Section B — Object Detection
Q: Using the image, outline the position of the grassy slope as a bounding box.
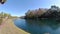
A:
[0,19,29,34]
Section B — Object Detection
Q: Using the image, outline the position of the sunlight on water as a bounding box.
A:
[14,19,60,34]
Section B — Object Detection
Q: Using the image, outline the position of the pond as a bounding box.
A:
[14,19,60,34]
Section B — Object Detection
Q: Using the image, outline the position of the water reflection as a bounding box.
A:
[14,19,60,34]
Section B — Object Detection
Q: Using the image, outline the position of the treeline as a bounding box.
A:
[0,12,12,24]
[0,12,19,24]
[25,5,60,19]
[0,12,12,18]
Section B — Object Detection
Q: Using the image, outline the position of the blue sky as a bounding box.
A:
[0,0,60,16]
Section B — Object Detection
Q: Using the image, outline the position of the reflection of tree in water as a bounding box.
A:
[25,19,60,30]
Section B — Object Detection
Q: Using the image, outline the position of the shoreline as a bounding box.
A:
[0,19,29,34]
[11,19,30,34]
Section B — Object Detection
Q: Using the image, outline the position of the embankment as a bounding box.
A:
[0,18,29,34]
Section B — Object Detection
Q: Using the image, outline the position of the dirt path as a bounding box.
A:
[0,19,29,34]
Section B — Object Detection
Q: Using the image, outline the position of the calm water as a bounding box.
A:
[14,19,60,34]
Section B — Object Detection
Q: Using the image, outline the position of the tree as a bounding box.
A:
[40,5,60,18]
[0,0,6,24]
[25,5,60,19]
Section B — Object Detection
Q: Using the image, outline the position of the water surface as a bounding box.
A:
[14,19,60,34]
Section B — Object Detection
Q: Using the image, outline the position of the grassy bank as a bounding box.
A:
[0,19,29,34]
